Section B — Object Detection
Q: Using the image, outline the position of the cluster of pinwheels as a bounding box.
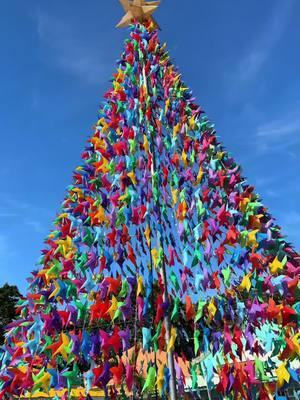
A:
[0,20,299,400]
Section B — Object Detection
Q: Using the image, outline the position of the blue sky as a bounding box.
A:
[0,0,299,292]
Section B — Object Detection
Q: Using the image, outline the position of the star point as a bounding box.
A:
[116,0,161,28]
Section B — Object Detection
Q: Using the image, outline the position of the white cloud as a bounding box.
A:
[25,219,45,234]
[0,194,49,235]
[36,10,109,85]
[0,235,7,256]
[0,234,15,265]
[0,211,18,218]
[254,176,277,187]
[282,211,300,224]
[255,113,300,153]
[0,235,7,279]
[224,0,296,101]
[278,211,300,246]
[230,0,295,85]
[257,118,300,139]
[0,234,18,284]
[265,189,279,198]
[0,195,31,211]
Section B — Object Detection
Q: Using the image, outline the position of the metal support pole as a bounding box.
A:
[150,126,178,400]
[160,259,178,400]
[142,61,178,400]
[206,385,213,400]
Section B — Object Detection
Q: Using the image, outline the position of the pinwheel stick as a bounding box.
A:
[160,258,178,400]
[146,67,178,399]
[150,176,178,400]
[206,386,213,400]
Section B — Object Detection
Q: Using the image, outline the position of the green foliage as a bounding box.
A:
[0,283,21,345]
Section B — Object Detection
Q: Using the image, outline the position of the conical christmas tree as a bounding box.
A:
[1,2,299,399]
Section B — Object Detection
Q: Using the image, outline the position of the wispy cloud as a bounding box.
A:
[257,118,300,139]
[223,0,296,104]
[36,9,109,85]
[235,0,295,83]
[255,113,300,153]
[24,219,45,234]
[254,176,278,187]
[0,194,50,235]
[265,189,280,198]
[278,211,300,248]
[0,235,7,256]
[0,211,18,218]
[0,234,19,284]
[0,234,15,266]
[0,235,9,279]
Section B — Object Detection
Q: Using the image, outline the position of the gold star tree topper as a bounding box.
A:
[117,0,161,28]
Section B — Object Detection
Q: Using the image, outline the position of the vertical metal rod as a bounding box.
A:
[142,61,177,399]
[148,206,159,400]
[148,160,178,399]
[201,361,212,400]
[151,169,178,400]
[206,385,213,400]
[154,352,159,400]
[132,290,138,399]
[149,120,178,400]
[160,259,178,400]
